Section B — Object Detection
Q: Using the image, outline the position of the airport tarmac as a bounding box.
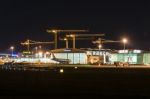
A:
[0,64,150,98]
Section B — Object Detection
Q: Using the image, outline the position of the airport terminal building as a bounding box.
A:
[50,48,150,65]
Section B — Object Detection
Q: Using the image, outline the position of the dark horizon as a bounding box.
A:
[0,0,150,52]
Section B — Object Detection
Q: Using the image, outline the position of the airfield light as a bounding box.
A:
[60,69,64,73]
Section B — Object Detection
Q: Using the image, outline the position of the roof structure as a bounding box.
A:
[50,48,86,53]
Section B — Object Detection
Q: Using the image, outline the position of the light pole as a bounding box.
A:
[10,46,14,56]
[122,38,127,51]
[122,38,127,62]
[98,44,102,66]
[53,30,58,49]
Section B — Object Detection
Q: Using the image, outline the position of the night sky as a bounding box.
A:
[0,0,150,51]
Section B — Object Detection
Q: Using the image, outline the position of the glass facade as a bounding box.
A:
[54,52,87,64]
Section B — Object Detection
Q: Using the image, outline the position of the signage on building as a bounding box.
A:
[133,50,141,53]
[118,50,128,53]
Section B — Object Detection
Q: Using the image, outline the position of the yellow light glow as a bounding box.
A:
[25,43,28,45]
[98,44,102,49]
[70,34,75,37]
[52,30,57,33]
[122,38,127,44]
[45,51,50,54]
[64,38,67,40]
[60,69,64,73]
[10,46,14,50]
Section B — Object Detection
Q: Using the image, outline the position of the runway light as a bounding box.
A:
[60,69,64,73]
